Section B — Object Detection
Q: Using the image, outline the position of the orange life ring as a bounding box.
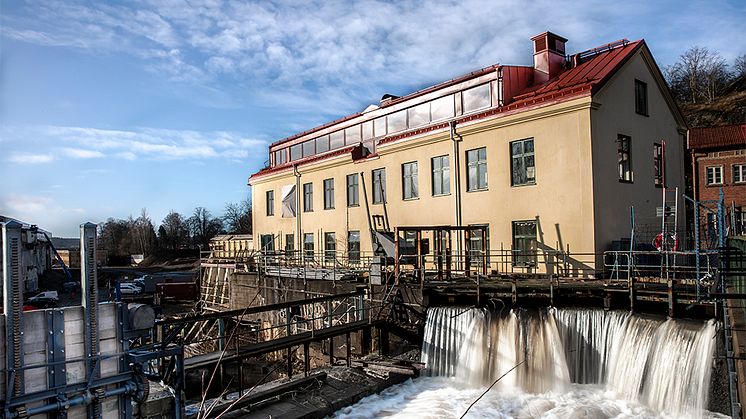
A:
[653,233,678,251]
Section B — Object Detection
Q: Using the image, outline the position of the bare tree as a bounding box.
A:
[158,210,190,250]
[734,54,746,80]
[223,198,252,234]
[188,207,224,248]
[665,46,730,104]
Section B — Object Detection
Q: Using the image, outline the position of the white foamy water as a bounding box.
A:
[333,307,728,419]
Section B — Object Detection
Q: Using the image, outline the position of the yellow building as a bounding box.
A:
[248,32,686,276]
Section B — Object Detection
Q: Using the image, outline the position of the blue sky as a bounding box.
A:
[1,0,744,237]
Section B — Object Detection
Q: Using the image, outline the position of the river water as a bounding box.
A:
[333,307,730,419]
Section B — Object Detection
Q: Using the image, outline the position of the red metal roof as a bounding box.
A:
[248,144,358,183]
[251,39,645,181]
[689,123,746,150]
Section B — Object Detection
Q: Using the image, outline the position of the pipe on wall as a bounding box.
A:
[450,121,463,267]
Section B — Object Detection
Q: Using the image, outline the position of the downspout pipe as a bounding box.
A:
[450,121,463,268]
[294,165,302,256]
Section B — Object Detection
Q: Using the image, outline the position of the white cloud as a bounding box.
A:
[2,0,743,114]
[62,148,105,159]
[1,194,54,214]
[7,153,54,164]
[2,125,267,163]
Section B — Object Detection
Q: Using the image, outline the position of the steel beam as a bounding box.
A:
[80,222,101,419]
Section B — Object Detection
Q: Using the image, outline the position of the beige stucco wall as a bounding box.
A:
[251,97,598,273]
[590,49,687,252]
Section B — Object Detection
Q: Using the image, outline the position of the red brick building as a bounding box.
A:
[689,123,746,242]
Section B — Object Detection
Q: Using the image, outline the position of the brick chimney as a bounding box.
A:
[531,31,567,84]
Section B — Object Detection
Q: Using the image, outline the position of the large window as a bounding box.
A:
[511,139,535,186]
[462,83,491,113]
[323,178,335,209]
[274,150,286,165]
[372,168,386,204]
[347,174,359,207]
[266,190,274,216]
[388,110,407,133]
[348,231,360,263]
[512,221,537,267]
[467,147,488,191]
[468,225,489,267]
[324,232,336,263]
[260,234,275,252]
[707,166,723,185]
[290,144,302,161]
[285,234,294,254]
[431,95,455,121]
[330,131,345,149]
[432,155,450,196]
[635,79,648,116]
[316,135,330,153]
[408,103,430,128]
[345,126,361,145]
[303,183,313,212]
[302,140,315,157]
[402,162,419,200]
[618,135,632,182]
[304,233,314,260]
[654,143,663,186]
[734,164,746,183]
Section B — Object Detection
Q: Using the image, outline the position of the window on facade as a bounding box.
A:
[618,135,633,182]
[266,190,274,216]
[260,234,275,252]
[285,234,294,254]
[431,95,455,121]
[736,208,746,236]
[302,140,315,158]
[347,174,359,207]
[323,178,335,209]
[408,103,430,128]
[324,232,336,263]
[274,149,286,165]
[388,110,407,133]
[432,155,450,196]
[707,166,723,185]
[304,233,314,260]
[734,164,746,183]
[374,117,386,138]
[372,168,386,204]
[330,131,345,149]
[635,79,648,116]
[462,84,491,113]
[468,225,489,267]
[290,144,302,161]
[303,183,313,212]
[362,121,374,141]
[316,135,330,153]
[348,231,361,263]
[467,147,488,191]
[345,126,361,145]
[402,162,419,200]
[511,139,535,186]
[512,221,537,267]
[654,143,663,186]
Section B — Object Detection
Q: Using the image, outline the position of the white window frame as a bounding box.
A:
[733,164,746,184]
[707,166,723,185]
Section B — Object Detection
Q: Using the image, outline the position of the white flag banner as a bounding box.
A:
[281,184,296,218]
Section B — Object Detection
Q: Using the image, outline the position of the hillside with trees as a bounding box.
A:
[665,47,746,127]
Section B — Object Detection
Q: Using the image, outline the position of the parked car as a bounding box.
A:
[27,291,59,307]
[119,283,142,295]
[63,281,80,292]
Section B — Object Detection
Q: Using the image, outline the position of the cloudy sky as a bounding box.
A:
[1,0,744,236]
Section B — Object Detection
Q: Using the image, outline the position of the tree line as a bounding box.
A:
[665,46,745,104]
[98,199,251,257]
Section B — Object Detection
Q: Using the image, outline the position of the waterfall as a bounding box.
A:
[420,307,718,417]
